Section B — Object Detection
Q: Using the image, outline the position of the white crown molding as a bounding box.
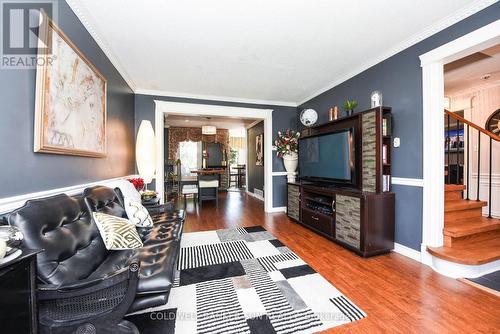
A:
[0,174,137,214]
[66,0,137,91]
[137,88,297,108]
[391,177,424,187]
[298,0,499,105]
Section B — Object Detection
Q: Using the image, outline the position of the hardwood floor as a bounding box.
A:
[178,192,500,333]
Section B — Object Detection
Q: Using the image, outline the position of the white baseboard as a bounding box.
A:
[431,257,500,279]
[392,243,422,262]
[0,175,137,214]
[246,190,264,202]
[267,206,287,213]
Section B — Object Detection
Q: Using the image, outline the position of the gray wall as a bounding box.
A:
[298,2,500,250]
[247,121,264,194]
[134,94,297,207]
[0,0,135,198]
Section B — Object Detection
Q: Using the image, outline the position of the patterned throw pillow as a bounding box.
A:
[92,212,143,250]
[124,197,154,227]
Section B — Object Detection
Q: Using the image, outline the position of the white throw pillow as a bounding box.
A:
[124,197,154,227]
[92,212,143,250]
[115,180,142,203]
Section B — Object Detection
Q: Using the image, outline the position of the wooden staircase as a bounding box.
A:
[427,185,500,265]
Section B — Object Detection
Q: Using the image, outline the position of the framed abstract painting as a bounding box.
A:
[34,13,107,157]
[256,133,263,165]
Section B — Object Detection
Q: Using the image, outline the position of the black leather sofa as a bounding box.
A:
[5,186,184,334]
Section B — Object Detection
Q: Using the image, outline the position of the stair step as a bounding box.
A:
[444,228,500,248]
[445,217,500,238]
[445,184,466,192]
[445,200,487,212]
[427,236,500,265]
[445,184,465,201]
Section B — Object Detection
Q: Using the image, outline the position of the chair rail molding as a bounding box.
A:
[155,101,274,212]
[419,19,500,268]
[0,175,137,214]
[391,177,424,187]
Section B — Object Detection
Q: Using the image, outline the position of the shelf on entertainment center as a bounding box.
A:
[303,196,332,206]
[302,206,334,220]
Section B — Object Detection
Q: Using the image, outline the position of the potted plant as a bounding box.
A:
[275,129,300,181]
[140,190,158,202]
[229,148,238,166]
[343,99,358,116]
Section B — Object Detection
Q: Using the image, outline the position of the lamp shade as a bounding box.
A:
[202,125,217,135]
[136,120,156,184]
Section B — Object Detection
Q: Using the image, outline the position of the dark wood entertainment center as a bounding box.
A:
[288,106,395,257]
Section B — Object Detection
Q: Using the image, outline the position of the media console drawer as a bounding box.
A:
[301,208,332,236]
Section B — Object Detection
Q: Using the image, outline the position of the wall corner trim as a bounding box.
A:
[393,243,422,263]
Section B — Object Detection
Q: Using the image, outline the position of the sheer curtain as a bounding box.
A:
[229,136,246,166]
[178,141,202,177]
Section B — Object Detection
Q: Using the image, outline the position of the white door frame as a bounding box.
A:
[419,19,500,265]
[154,101,274,212]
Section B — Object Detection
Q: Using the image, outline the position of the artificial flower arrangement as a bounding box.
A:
[128,178,145,191]
[274,129,300,158]
[127,178,157,201]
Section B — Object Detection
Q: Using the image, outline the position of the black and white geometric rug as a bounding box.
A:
[127,226,365,333]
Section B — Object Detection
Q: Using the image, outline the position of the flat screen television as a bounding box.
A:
[298,128,356,186]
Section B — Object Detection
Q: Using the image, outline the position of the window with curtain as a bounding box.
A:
[179,141,202,177]
[229,136,246,166]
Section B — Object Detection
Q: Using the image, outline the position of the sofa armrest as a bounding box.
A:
[37,260,140,332]
[38,261,139,300]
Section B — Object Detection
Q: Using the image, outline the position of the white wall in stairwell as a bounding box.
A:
[447,81,500,218]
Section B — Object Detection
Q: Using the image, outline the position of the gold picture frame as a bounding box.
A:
[34,12,107,157]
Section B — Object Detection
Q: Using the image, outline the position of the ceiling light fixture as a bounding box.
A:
[202,125,217,135]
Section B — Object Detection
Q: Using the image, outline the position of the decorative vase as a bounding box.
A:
[283,152,298,182]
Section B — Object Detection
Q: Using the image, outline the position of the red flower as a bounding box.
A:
[128,178,145,191]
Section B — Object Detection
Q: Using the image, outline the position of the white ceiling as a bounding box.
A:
[445,44,500,95]
[164,114,257,129]
[67,0,496,106]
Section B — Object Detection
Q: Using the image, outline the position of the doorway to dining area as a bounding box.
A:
[162,111,265,209]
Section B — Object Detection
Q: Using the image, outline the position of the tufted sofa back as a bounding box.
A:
[7,194,108,286]
[83,186,128,218]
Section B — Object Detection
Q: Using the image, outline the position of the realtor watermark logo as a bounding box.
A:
[1,0,57,69]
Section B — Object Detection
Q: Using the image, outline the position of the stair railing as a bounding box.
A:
[444,109,500,218]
